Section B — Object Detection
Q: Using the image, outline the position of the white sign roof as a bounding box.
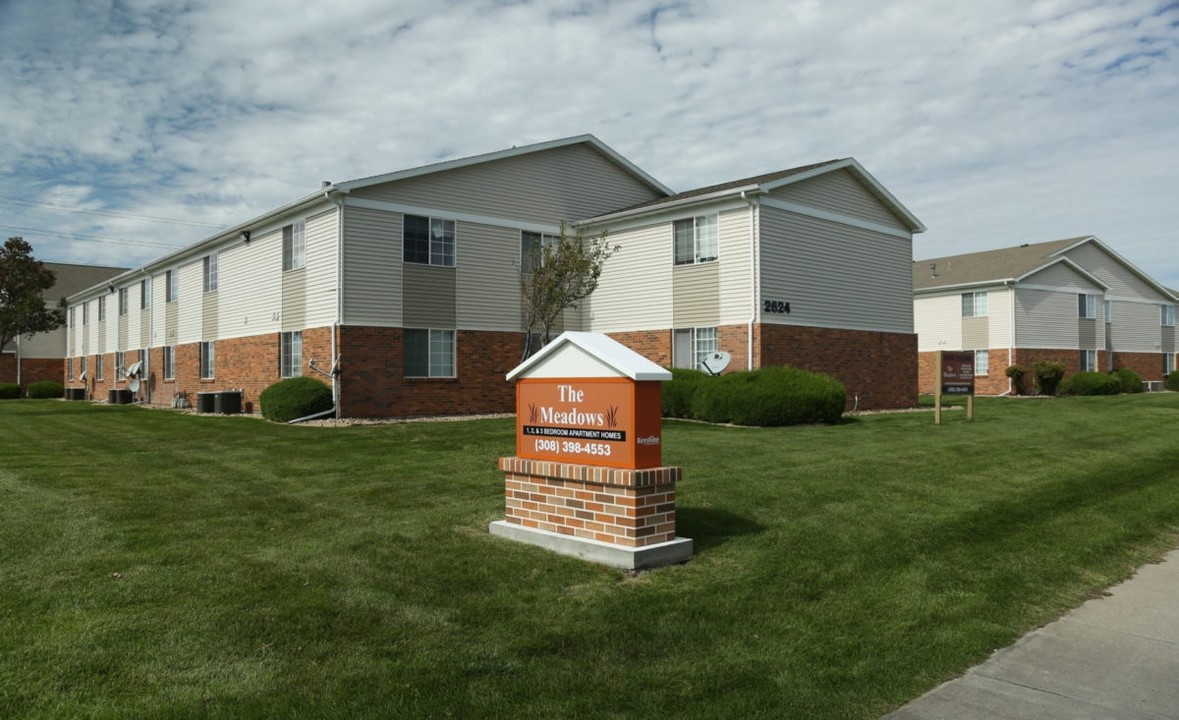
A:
[506,331,673,382]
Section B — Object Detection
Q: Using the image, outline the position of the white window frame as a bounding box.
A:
[404,215,456,267]
[974,349,990,376]
[115,350,126,379]
[98,296,106,321]
[1081,349,1097,372]
[961,291,988,317]
[404,328,456,378]
[283,221,306,271]
[166,269,178,303]
[520,231,559,273]
[141,278,151,309]
[673,327,719,370]
[203,253,219,293]
[69,307,75,328]
[1162,304,1176,327]
[163,346,175,380]
[1078,293,1098,319]
[673,214,719,266]
[1165,354,1175,376]
[199,341,215,380]
[1103,299,1112,323]
[280,331,303,378]
[95,354,104,381]
[118,287,128,316]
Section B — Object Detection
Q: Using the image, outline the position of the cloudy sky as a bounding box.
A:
[2,0,1177,289]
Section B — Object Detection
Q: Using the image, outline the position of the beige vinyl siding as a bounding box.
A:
[584,222,673,332]
[456,223,521,331]
[962,317,989,349]
[176,261,203,345]
[201,292,219,340]
[1015,288,1089,348]
[342,206,403,327]
[760,206,912,333]
[673,263,720,327]
[80,299,92,356]
[281,270,307,332]
[403,265,456,327]
[350,144,664,224]
[117,312,129,351]
[770,169,909,232]
[303,209,338,328]
[718,206,753,325]
[138,282,151,348]
[1109,300,1163,353]
[915,296,962,352]
[1060,244,1161,301]
[217,228,282,341]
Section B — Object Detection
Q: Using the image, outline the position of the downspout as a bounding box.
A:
[741,190,758,371]
[15,336,21,388]
[1007,279,1016,395]
[138,268,153,404]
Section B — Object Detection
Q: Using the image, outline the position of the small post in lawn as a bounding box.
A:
[937,350,976,425]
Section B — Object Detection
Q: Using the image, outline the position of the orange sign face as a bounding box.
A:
[515,377,664,469]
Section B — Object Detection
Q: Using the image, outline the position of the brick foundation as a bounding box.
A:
[0,354,62,388]
[498,457,680,548]
[1112,352,1169,383]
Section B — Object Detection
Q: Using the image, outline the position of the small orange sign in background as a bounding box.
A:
[515,377,663,469]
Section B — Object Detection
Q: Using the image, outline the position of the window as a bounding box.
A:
[961,291,988,317]
[68,358,74,380]
[141,278,151,309]
[80,356,87,378]
[203,253,218,292]
[404,329,455,377]
[1104,300,1112,323]
[163,347,175,380]
[95,354,104,381]
[115,351,126,379]
[1163,304,1176,327]
[82,303,89,325]
[974,349,990,376]
[118,287,128,315]
[69,307,75,328]
[674,214,718,265]
[1166,354,1175,376]
[1081,349,1097,372]
[673,327,719,370]
[199,341,215,379]
[98,296,106,321]
[166,270,178,303]
[283,221,305,271]
[520,231,559,273]
[280,331,303,378]
[403,215,455,266]
[1078,293,1098,319]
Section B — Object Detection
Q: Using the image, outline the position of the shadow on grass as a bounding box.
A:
[676,506,765,553]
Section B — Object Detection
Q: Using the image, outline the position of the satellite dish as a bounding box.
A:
[78,371,87,382]
[126,361,142,377]
[129,377,141,393]
[699,350,732,376]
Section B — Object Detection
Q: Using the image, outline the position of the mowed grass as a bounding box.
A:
[2,394,1178,719]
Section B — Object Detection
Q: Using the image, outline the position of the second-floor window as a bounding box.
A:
[118,287,128,316]
[141,278,151,309]
[1078,293,1098,319]
[674,215,718,265]
[403,215,455,266]
[203,253,218,292]
[166,270,178,303]
[961,291,988,317]
[98,296,106,321]
[283,221,305,271]
[1162,304,1176,327]
[520,231,559,273]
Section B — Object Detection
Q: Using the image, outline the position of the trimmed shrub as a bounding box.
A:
[1005,365,1029,395]
[1112,367,1144,394]
[0,383,19,399]
[687,365,845,426]
[1032,359,1066,396]
[259,377,333,422]
[27,380,64,399]
[1168,372,1179,392]
[661,367,709,418]
[1061,371,1120,396]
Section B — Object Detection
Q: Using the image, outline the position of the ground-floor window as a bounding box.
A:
[200,342,215,379]
[115,350,126,379]
[95,354,104,381]
[405,328,455,378]
[1165,353,1175,376]
[974,349,989,376]
[280,331,303,378]
[68,358,74,381]
[1081,349,1096,372]
[673,327,718,371]
[80,356,87,380]
[163,346,175,380]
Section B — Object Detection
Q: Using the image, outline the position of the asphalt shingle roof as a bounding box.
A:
[42,262,129,302]
[913,237,1089,291]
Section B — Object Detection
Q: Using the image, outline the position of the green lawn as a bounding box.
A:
[2,395,1178,719]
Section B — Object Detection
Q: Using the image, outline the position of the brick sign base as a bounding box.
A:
[490,457,693,569]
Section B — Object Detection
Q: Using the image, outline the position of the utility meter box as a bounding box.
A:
[507,331,672,470]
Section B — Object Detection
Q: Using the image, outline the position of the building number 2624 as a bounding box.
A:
[763,300,791,314]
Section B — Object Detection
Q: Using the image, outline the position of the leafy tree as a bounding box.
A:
[0,237,65,355]
[519,224,617,361]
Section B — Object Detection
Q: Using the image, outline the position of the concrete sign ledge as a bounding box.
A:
[489,520,694,570]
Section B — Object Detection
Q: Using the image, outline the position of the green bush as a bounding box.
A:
[661,367,709,418]
[259,377,333,422]
[1167,372,1179,392]
[1112,367,1143,394]
[1061,371,1121,396]
[685,365,845,426]
[1033,360,1066,396]
[26,381,64,399]
[1005,365,1029,395]
[0,383,19,399]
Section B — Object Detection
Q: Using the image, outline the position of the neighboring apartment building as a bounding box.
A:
[1,262,127,388]
[914,237,1178,394]
[64,135,925,417]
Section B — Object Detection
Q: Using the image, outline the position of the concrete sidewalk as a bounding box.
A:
[884,548,1179,720]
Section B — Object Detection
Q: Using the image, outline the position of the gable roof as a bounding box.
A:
[584,157,926,233]
[916,236,1176,300]
[42,262,128,302]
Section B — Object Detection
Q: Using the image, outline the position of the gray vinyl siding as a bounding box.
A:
[342,206,403,327]
[673,262,720,327]
[1022,262,1101,291]
[457,223,521,331]
[16,326,63,359]
[770,169,909,232]
[1109,300,1162,353]
[350,144,664,224]
[718,206,753,325]
[1015,288,1086,348]
[1163,326,1175,354]
[403,265,456,328]
[759,206,912,333]
[303,209,338,328]
[1060,244,1161,301]
[584,222,673,332]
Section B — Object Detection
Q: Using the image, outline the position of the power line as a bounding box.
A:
[0,224,188,251]
[0,196,227,229]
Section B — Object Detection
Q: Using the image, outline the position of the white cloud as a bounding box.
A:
[0,0,1175,287]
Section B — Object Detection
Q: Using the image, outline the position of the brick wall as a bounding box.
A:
[1112,352,1167,383]
[918,349,1012,395]
[607,330,672,368]
[1,354,61,388]
[760,324,918,410]
[499,457,680,548]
